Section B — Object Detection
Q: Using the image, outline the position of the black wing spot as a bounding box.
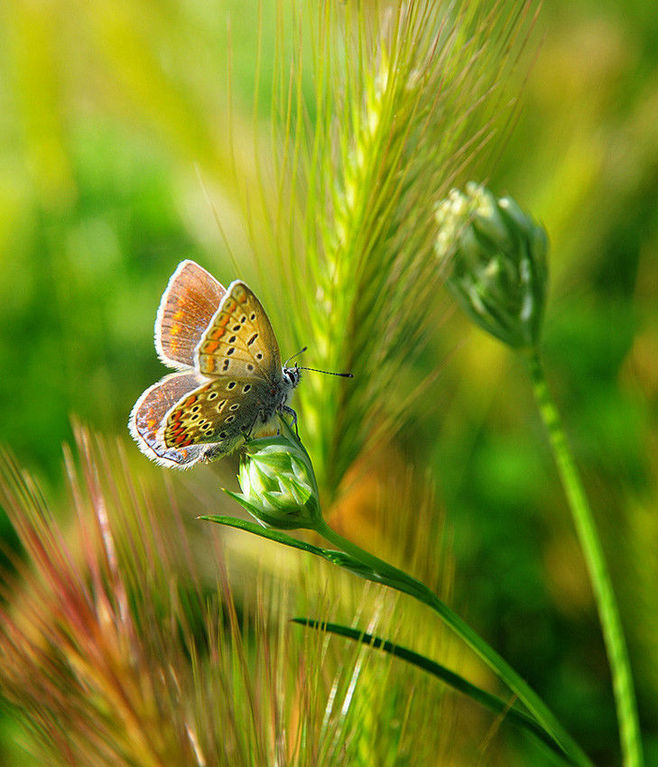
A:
[208,392,218,401]
[227,381,236,390]
[191,414,200,421]
[246,364,254,372]
[226,347,235,356]
[242,384,252,393]
[250,312,256,320]
[225,415,236,423]
[219,431,227,439]
[247,333,258,345]
[222,359,230,371]
[228,335,237,343]
[240,315,247,323]
[256,352,263,360]
[192,405,200,412]
[229,403,240,411]
[232,324,241,332]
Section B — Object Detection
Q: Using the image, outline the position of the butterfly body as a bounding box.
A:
[129,261,300,468]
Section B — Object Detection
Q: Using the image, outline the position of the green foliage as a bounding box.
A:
[0,0,656,763]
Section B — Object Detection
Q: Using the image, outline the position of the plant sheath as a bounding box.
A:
[293,618,578,764]
[313,518,592,767]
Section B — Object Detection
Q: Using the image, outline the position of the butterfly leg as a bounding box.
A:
[201,444,226,462]
[281,405,299,437]
[242,412,263,443]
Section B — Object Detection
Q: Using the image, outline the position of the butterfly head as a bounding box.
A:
[282,364,302,391]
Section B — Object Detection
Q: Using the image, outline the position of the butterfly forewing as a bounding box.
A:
[161,376,273,454]
[129,371,211,467]
[155,260,226,369]
[195,281,281,381]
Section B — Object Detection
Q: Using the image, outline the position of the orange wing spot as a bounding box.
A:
[203,341,219,354]
[225,300,235,312]
[184,394,198,407]
[219,313,231,326]
[237,290,248,304]
[175,433,188,445]
[211,327,225,340]
[172,309,185,320]
[147,419,156,429]
[170,324,181,335]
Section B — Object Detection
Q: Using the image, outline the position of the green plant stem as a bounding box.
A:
[314,517,592,767]
[526,348,643,767]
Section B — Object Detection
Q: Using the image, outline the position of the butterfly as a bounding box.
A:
[129,260,301,468]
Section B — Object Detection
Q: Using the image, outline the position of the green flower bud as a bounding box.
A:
[435,183,548,348]
[232,426,321,531]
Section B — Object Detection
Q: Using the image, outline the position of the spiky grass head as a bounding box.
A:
[241,1,540,501]
[0,428,452,766]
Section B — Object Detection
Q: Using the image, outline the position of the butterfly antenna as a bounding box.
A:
[297,366,353,378]
[285,346,353,377]
[284,346,308,366]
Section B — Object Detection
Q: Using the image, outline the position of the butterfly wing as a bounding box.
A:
[195,281,282,381]
[155,260,226,369]
[160,375,274,456]
[129,371,211,468]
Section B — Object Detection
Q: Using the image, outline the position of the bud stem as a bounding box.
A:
[525,348,643,767]
[314,517,592,766]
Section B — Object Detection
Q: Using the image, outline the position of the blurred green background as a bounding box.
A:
[0,0,656,764]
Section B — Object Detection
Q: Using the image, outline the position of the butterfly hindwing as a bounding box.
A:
[195,281,281,380]
[155,260,226,369]
[129,371,211,468]
[160,376,274,455]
